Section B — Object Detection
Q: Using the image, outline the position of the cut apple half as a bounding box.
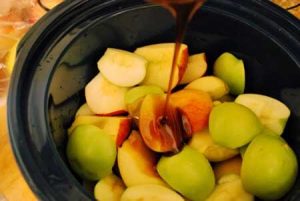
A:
[98,48,148,87]
[85,74,129,115]
[180,53,207,84]
[235,94,290,135]
[135,43,188,91]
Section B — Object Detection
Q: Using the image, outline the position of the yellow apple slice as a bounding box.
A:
[85,74,129,115]
[98,48,147,87]
[180,53,207,84]
[185,76,230,100]
[206,174,254,201]
[75,103,95,117]
[188,129,239,162]
[94,174,126,201]
[120,184,184,201]
[135,43,188,91]
[118,131,166,187]
[235,94,290,135]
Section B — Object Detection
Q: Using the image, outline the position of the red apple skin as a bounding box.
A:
[116,118,133,147]
[178,47,189,82]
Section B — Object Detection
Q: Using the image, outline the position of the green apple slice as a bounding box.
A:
[124,85,164,105]
[209,102,263,149]
[241,134,298,200]
[213,52,245,95]
[98,48,147,87]
[157,146,215,201]
[235,94,290,135]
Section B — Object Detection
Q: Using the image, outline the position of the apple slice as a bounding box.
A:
[118,131,167,187]
[125,85,164,105]
[75,103,95,117]
[170,89,213,135]
[188,129,239,162]
[135,43,188,91]
[214,52,245,95]
[185,76,230,100]
[206,174,254,201]
[214,156,242,181]
[157,146,215,201]
[139,94,184,153]
[85,74,129,115]
[68,115,132,147]
[235,94,291,135]
[120,184,184,201]
[209,102,263,149]
[97,48,147,87]
[94,174,126,201]
[180,53,207,84]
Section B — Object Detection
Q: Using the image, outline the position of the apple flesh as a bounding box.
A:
[75,103,94,117]
[85,74,128,115]
[188,129,239,162]
[157,146,215,201]
[94,174,126,201]
[209,102,263,148]
[235,93,291,135]
[206,174,254,201]
[66,125,117,181]
[214,52,245,95]
[68,115,132,147]
[180,53,207,84]
[118,131,166,187]
[214,156,242,181]
[120,184,184,201]
[98,48,147,87]
[171,89,213,135]
[185,76,230,100]
[241,134,298,200]
[139,94,184,153]
[135,43,188,91]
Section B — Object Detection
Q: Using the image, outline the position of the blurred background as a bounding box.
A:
[0,0,298,200]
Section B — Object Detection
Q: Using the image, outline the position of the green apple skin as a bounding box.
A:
[157,146,215,201]
[67,125,117,181]
[241,134,298,200]
[209,102,263,149]
[124,85,164,105]
[213,52,245,95]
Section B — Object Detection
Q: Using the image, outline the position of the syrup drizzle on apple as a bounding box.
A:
[148,0,206,153]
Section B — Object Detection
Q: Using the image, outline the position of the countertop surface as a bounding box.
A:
[0,1,299,201]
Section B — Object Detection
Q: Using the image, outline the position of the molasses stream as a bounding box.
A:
[147,0,206,153]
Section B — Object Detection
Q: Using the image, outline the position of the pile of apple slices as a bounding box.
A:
[66,43,298,201]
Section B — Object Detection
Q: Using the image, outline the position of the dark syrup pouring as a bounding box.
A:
[148,0,206,153]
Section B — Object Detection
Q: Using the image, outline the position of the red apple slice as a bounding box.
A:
[85,74,128,115]
[139,94,184,153]
[134,43,188,91]
[98,48,148,87]
[170,89,213,135]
